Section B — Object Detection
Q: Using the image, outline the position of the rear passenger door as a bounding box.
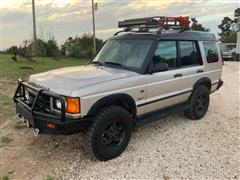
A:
[176,40,204,102]
[145,41,184,113]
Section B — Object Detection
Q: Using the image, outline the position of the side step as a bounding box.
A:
[134,102,189,127]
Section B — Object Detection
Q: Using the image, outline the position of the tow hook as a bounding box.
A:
[34,128,40,137]
[16,113,23,120]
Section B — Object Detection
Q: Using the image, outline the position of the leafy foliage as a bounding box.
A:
[6,38,60,58]
[6,46,19,55]
[218,16,237,43]
[61,33,103,59]
[190,18,210,32]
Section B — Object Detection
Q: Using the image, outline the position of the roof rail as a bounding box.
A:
[117,16,190,34]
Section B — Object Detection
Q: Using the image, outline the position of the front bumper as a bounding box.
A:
[14,81,92,134]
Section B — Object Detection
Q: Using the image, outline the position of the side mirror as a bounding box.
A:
[151,63,169,73]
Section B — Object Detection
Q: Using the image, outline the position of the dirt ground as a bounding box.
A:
[0,62,239,180]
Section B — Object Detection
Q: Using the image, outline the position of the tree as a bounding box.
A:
[6,46,19,55]
[218,16,237,43]
[190,18,210,32]
[46,39,60,57]
[61,33,103,58]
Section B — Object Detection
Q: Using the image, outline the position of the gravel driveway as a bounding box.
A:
[1,62,239,179]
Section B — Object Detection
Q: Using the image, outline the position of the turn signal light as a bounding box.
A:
[66,97,80,114]
[47,123,55,129]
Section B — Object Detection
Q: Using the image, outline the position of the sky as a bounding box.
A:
[0,0,239,49]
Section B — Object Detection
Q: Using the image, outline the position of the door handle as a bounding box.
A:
[197,69,204,73]
[174,73,183,78]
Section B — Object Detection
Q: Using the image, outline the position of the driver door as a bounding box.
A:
[145,40,185,113]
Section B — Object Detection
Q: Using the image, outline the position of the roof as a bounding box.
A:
[110,30,217,42]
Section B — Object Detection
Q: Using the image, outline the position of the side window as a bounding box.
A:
[153,41,177,69]
[203,41,219,63]
[179,41,203,66]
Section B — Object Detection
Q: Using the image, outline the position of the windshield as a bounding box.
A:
[92,39,153,70]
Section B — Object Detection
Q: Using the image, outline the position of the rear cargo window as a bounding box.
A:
[203,42,219,63]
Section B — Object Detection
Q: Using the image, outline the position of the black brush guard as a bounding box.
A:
[13,80,92,134]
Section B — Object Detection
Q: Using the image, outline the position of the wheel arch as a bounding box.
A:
[193,77,211,92]
[87,93,137,117]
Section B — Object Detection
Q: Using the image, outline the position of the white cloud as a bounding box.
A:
[1,0,238,48]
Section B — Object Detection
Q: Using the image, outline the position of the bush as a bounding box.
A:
[61,33,103,59]
[6,46,19,55]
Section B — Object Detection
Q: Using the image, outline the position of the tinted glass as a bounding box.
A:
[93,39,152,69]
[153,41,177,69]
[179,41,202,66]
[203,41,219,63]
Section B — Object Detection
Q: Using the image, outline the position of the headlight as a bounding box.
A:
[55,97,80,114]
[56,99,62,109]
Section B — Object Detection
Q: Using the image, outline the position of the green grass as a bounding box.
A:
[1,176,9,180]
[13,121,27,130]
[0,54,87,120]
[0,54,88,80]
[44,176,54,180]
[0,136,12,148]
[0,94,15,118]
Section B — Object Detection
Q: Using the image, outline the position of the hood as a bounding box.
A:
[29,65,137,95]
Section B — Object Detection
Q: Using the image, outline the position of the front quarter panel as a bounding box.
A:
[71,75,147,117]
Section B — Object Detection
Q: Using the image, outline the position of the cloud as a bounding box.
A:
[1,0,239,49]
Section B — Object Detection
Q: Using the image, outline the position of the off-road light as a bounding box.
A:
[66,97,80,114]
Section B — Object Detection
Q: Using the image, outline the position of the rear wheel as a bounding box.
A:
[84,106,132,161]
[184,85,210,120]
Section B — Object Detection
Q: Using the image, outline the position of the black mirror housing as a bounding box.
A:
[151,63,169,73]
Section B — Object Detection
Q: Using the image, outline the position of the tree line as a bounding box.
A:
[5,16,237,59]
[6,33,103,60]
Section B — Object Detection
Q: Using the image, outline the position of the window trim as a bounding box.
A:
[203,41,219,63]
[177,40,203,68]
[147,40,178,73]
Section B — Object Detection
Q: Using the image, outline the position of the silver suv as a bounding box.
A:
[14,16,223,161]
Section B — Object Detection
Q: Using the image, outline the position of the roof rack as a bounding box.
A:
[115,16,190,35]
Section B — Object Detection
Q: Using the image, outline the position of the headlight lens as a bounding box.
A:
[56,99,62,109]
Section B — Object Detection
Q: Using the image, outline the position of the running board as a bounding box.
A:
[134,102,189,127]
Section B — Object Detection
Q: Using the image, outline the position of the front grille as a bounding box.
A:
[26,88,51,113]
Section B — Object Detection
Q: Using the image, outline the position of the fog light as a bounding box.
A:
[47,123,55,129]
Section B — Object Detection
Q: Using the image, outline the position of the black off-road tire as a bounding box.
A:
[184,85,210,120]
[84,106,132,161]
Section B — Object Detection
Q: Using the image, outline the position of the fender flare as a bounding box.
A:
[87,93,137,117]
[193,77,211,92]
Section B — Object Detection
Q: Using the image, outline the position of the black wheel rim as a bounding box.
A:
[101,120,126,148]
[195,94,207,113]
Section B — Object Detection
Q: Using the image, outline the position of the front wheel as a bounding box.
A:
[84,106,132,161]
[184,85,210,120]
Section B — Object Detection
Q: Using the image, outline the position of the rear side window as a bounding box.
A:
[203,41,219,63]
[179,41,202,66]
[153,41,177,69]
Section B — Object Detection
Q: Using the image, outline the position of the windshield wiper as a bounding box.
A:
[104,61,123,67]
[104,61,130,70]
[90,61,103,66]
